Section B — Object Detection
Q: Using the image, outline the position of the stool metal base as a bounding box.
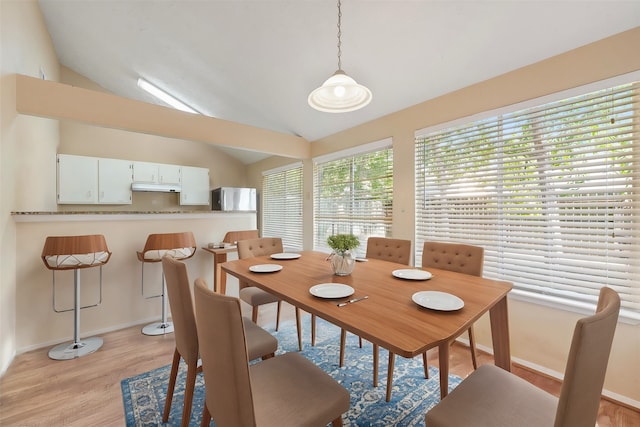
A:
[142,321,174,336]
[48,336,103,360]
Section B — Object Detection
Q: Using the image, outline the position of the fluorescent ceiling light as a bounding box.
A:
[137,78,200,114]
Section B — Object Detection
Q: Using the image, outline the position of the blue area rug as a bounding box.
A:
[121,316,462,426]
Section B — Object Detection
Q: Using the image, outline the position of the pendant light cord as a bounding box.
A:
[337,0,342,70]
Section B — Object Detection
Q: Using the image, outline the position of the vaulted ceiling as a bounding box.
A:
[38,0,640,163]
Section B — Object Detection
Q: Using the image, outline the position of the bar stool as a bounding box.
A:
[137,232,196,336]
[41,234,111,360]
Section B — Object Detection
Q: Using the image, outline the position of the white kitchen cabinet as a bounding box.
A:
[132,161,181,185]
[98,158,132,204]
[180,166,210,205]
[57,154,99,204]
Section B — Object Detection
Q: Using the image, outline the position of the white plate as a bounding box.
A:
[249,264,283,273]
[270,253,301,260]
[392,269,432,280]
[309,283,355,299]
[412,291,464,311]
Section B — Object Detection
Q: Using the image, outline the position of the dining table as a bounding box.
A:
[221,250,513,400]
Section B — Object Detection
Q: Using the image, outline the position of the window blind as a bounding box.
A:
[262,163,303,250]
[415,81,640,314]
[314,145,393,253]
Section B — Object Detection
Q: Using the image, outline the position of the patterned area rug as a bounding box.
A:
[121,316,462,426]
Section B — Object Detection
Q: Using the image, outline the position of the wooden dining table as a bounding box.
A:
[221,250,513,400]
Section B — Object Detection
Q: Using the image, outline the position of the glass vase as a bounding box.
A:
[330,251,355,276]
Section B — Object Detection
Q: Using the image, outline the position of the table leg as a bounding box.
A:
[438,342,450,399]
[489,295,512,371]
[214,253,228,294]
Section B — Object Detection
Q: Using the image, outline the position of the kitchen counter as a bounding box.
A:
[12,211,255,222]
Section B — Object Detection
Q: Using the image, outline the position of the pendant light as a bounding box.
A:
[308,0,372,113]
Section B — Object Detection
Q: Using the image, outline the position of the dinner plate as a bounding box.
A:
[249,264,283,273]
[412,291,464,311]
[392,269,432,280]
[270,253,301,260]
[309,283,355,299]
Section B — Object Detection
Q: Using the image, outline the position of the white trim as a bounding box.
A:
[262,161,303,176]
[415,70,640,138]
[312,137,392,164]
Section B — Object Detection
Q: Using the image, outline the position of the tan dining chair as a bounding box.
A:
[425,286,620,427]
[237,237,303,351]
[193,278,350,427]
[338,237,412,389]
[161,256,277,427]
[136,231,197,336]
[422,241,485,370]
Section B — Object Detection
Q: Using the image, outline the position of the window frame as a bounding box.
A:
[415,72,640,324]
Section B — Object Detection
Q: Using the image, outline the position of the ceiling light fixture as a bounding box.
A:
[308,0,372,113]
[137,78,200,114]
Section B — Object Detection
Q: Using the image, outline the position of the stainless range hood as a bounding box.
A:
[131,182,181,192]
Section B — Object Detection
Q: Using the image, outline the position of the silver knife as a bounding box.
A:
[337,295,369,307]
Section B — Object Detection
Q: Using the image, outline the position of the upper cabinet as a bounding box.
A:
[98,158,133,204]
[180,166,210,205]
[57,154,133,205]
[57,154,209,206]
[57,154,99,204]
[132,161,181,185]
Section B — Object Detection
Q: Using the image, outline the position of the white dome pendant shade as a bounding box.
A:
[308,69,372,113]
[308,0,372,113]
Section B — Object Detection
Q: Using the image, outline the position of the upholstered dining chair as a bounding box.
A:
[237,237,303,351]
[425,286,620,427]
[193,278,350,427]
[338,237,412,388]
[161,256,277,427]
[422,241,485,370]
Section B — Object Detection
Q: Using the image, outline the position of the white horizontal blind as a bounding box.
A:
[314,145,393,253]
[262,164,303,250]
[415,82,640,313]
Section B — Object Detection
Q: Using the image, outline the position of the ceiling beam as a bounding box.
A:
[15,74,310,160]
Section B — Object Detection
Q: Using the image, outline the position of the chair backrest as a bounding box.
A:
[223,230,259,245]
[137,231,197,262]
[194,278,256,427]
[41,234,111,270]
[366,237,412,265]
[421,241,484,276]
[554,287,620,427]
[162,255,199,366]
[237,237,283,259]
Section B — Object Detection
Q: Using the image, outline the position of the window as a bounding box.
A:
[415,78,640,318]
[314,139,393,253]
[262,163,303,250]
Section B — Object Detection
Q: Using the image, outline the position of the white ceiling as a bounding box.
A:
[38,0,640,164]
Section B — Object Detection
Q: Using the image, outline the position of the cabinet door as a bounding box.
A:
[132,161,158,183]
[57,154,98,204]
[98,158,132,204]
[180,166,210,205]
[158,164,182,185]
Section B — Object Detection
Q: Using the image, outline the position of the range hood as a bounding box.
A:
[131,182,181,192]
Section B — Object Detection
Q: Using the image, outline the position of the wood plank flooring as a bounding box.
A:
[1,303,638,426]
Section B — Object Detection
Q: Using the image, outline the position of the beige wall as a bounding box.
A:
[247,27,640,404]
[0,0,60,375]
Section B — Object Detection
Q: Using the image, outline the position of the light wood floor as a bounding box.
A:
[1,303,638,426]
